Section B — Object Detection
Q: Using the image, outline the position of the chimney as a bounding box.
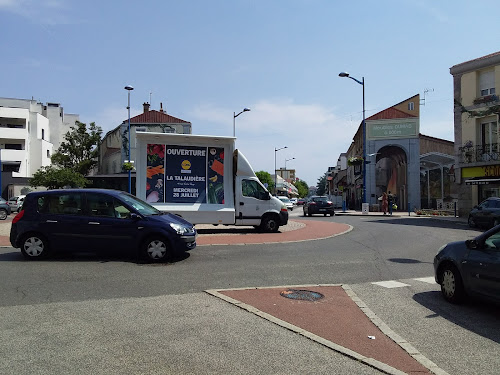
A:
[160,102,165,113]
[143,102,150,113]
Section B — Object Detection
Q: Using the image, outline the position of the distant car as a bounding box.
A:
[10,189,197,262]
[277,196,294,211]
[434,224,500,304]
[303,196,334,217]
[468,197,500,228]
[8,195,26,213]
[0,198,12,220]
[289,198,298,205]
[297,198,307,206]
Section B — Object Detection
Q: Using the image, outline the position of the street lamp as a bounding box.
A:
[339,71,366,204]
[274,146,287,196]
[233,107,250,137]
[284,157,295,170]
[124,85,134,193]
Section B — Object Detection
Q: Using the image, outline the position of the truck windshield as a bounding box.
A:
[118,192,161,216]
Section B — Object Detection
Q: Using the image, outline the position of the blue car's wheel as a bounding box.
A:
[439,264,465,304]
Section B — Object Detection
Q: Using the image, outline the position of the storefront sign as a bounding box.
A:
[462,165,500,178]
[369,122,417,138]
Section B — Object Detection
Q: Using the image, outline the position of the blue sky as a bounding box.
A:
[1,0,498,186]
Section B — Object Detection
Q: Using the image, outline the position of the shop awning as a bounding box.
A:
[465,177,500,185]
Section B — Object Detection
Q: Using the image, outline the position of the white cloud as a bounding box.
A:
[0,0,72,25]
[191,98,356,186]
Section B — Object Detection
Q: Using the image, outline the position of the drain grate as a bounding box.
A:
[280,289,324,301]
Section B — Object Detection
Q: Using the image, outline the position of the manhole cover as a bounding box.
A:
[280,289,324,301]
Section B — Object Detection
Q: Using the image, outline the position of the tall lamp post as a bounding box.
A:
[284,157,295,170]
[124,85,134,193]
[274,146,287,196]
[233,107,250,137]
[339,72,366,204]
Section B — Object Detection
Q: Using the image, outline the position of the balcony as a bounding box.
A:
[0,126,28,140]
[459,143,500,164]
[0,148,26,162]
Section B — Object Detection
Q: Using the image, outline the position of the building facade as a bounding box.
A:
[0,97,79,181]
[450,51,500,217]
[99,102,192,175]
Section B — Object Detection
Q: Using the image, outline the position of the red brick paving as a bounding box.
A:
[196,219,351,246]
[219,286,431,374]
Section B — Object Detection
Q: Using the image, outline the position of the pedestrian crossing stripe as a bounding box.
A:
[371,280,410,288]
[371,277,437,289]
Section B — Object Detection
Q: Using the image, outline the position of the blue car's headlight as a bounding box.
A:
[170,223,195,235]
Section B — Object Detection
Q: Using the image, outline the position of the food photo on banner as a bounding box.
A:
[146,144,165,203]
[207,147,224,204]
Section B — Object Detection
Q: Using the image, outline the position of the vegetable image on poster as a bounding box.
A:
[207,147,225,204]
[146,144,165,203]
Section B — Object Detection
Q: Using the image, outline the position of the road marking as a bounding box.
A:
[413,277,436,284]
[371,280,410,288]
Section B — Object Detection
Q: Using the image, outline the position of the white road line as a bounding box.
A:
[413,277,437,284]
[371,280,411,288]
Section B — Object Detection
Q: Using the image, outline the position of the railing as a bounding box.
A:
[459,143,500,164]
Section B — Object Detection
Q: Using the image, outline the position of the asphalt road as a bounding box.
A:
[0,211,499,374]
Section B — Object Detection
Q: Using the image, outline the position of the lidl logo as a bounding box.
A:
[181,160,191,170]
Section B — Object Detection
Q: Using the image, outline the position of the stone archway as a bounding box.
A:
[375,146,407,210]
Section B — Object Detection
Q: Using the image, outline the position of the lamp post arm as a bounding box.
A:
[348,76,364,86]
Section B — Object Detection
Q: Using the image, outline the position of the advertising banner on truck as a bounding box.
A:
[146,144,225,204]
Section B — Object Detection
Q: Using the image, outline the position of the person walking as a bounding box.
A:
[388,191,393,216]
[381,192,388,215]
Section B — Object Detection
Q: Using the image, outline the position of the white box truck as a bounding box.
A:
[135,132,289,232]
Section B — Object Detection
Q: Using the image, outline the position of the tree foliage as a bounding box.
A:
[255,171,274,191]
[50,121,102,176]
[293,179,309,197]
[316,172,327,196]
[30,166,89,190]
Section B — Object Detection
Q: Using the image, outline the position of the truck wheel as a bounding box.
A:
[260,216,279,233]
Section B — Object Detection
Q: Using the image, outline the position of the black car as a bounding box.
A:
[10,189,197,262]
[0,197,12,220]
[434,224,500,304]
[468,197,500,228]
[303,196,334,217]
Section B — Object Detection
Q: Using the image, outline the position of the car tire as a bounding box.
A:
[290,207,293,211]
[260,215,279,233]
[468,215,476,228]
[20,234,49,260]
[0,209,7,220]
[439,263,465,304]
[308,212,312,217]
[330,213,334,217]
[303,209,307,217]
[142,236,171,263]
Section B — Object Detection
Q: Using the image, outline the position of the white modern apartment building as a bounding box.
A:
[0,97,79,178]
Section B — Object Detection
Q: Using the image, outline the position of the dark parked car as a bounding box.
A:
[0,197,12,220]
[468,197,500,228]
[434,224,500,304]
[303,196,334,217]
[10,189,197,262]
[297,198,307,206]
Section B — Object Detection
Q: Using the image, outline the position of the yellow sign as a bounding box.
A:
[181,160,191,170]
[462,165,500,178]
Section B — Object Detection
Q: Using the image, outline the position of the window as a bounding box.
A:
[481,121,498,153]
[38,193,83,215]
[242,179,268,200]
[42,129,45,140]
[5,144,22,150]
[47,150,50,157]
[479,70,495,96]
[408,102,414,111]
[87,193,116,218]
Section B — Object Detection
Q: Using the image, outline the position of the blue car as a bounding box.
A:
[434,224,500,304]
[10,189,196,262]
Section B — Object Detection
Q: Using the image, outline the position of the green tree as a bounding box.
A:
[294,179,309,197]
[255,171,274,192]
[316,172,327,196]
[50,121,102,176]
[30,166,89,190]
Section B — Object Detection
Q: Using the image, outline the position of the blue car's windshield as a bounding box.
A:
[118,192,161,216]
